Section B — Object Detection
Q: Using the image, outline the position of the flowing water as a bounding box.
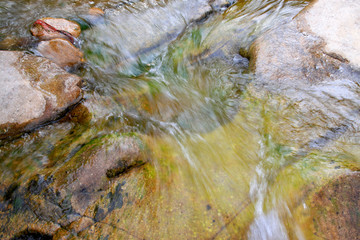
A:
[1,0,359,239]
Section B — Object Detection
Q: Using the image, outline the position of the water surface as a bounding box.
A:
[1,0,358,239]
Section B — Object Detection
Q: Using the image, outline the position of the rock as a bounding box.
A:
[0,134,149,239]
[83,0,214,72]
[30,17,81,41]
[0,51,82,139]
[299,0,360,70]
[210,0,233,11]
[88,7,104,16]
[37,38,85,68]
[309,173,360,239]
[0,37,18,50]
[27,133,148,218]
[248,0,360,147]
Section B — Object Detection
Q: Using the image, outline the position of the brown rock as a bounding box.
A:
[0,51,82,139]
[37,38,85,68]
[52,134,148,215]
[310,173,360,240]
[30,17,81,41]
[17,133,149,227]
[68,217,94,233]
[88,7,105,16]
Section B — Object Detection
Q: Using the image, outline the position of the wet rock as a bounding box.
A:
[210,0,233,11]
[309,172,360,240]
[0,51,82,139]
[37,38,85,68]
[10,229,53,240]
[250,0,360,87]
[84,0,214,72]
[30,17,81,41]
[299,0,360,70]
[88,7,105,16]
[0,134,149,239]
[68,216,94,233]
[28,133,148,218]
[0,37,19,50]
[248,0,360,147]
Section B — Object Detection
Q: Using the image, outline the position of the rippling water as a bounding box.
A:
[1,0,358,239]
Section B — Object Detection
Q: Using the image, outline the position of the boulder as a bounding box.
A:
[26,133,149,217]
[0,51,82,139]
[30,17,81,41]
[0,134,149,239]
[250,0,360,88]
[248,0,360,147]
[37,38,85,68]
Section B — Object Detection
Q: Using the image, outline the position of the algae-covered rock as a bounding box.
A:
[0,133,150,239]
[0,51,82,139]
[32,133,149,216]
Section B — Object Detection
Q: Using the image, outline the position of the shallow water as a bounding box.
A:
[1,0,359,239]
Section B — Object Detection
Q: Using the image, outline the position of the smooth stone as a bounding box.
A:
[0,51,82,139]
[37,38,85,68]
[30,17,81,40]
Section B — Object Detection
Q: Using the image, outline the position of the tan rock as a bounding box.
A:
[37,38,85,68]
[31,17,81,40]
[88,7,104,16]
[298,0,360,70]
[0,51,82,139]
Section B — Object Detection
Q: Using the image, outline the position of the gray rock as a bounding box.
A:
[0,51,82,139]
[84,0,213,70]
[248,0,360,147]
[210,0,234,11]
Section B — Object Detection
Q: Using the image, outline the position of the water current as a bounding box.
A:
[1,0,359,239]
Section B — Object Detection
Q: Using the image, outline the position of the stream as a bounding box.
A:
[0,0,359,239]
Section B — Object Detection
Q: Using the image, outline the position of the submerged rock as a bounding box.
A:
[88,7,105,16]
[248,0,360,147]
[30,17,81,41]
[309,172,360,239]
[0,51,82,139]
[210,0,234,11]
[37,38,85,68]
[83,0,214,72]
[0,133,150,239]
